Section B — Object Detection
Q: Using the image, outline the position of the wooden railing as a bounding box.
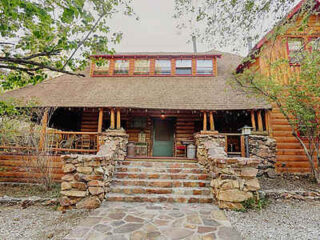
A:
[0,131,99,155]
[223,133,245,157]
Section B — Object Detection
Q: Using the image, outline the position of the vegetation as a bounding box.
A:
[174,0,299,53]
[0,0,134,91]
[241,196,270,212]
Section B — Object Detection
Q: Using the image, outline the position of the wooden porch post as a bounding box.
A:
[110,108,115,129]
[251,110,256,131]
[209,111,215,131]
[265,110,271,134]
[203,112,207,131]
[98,108,104,133]
[39,109,48,150]
[257,110,263,132]
[116,109,121,129]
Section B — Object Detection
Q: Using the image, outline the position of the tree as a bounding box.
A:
[0,0,134,90]
[174,0,298,53]
[235,11,320,182]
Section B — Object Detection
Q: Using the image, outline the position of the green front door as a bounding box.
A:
[152,118,174,157]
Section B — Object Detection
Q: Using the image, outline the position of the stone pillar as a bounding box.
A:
[194,133,227,166]
[248,135,277,177]
[97,129,129,161]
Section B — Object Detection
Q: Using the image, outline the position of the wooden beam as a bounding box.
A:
[257,110,263,132]
[265,110,272,135]
[203,112,207,131]
[98,108,104,133]
[116,109,121,129]
[209,111,215,131]
[240,135,245,157]
[110,109,115,129]
[39,109,48,150]
[251,110,256,131]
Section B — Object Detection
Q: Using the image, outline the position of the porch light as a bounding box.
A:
[241,125,253,136]
[160,111,166,120]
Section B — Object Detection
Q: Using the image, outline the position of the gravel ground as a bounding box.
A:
[0,205,89,240]
[259,175,319,191]
[225,200,320,240]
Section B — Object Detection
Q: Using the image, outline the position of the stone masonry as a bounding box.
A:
[60,130,128,209]
[195,133,260,210]
[248,135,277,177]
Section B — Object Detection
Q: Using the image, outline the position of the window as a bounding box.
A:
[114,60,129,74]
[155,60,171,75]
[287,38,304,64]
[196,59,213,75]
[308,37,320,51]
[175,59,192,75]
[131,117,147,129]
[93,59,109,75]
[134,60,150,75]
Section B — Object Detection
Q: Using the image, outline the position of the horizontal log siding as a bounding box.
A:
[0,155,63,183]
[251,14,320,174]
[81,109,99,132]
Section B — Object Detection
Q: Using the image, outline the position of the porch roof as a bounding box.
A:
[1,50,271,110]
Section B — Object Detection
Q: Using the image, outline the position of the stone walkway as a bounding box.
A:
[64,202,241,240]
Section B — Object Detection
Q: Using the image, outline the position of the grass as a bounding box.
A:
[0,183,61,198]
[238,196,270,212]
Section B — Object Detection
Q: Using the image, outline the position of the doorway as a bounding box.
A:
[152,118,174,157]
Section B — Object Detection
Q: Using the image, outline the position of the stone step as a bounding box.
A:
[105,193,213,203]
[110,186,211,196]
[114,172,210,180]
[125,158,197,163]
[118,160,199,169]
[116,166,206,174]
[112,179,211,188]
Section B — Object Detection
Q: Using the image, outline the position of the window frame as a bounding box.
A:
[133,59,151,75]
[175,59,193,75]
[307,37,320,52]
[114,59,130,75]
[155,59,172,75]
[92,58,110,77]
[196,59,214,76]
[287,37,305,66]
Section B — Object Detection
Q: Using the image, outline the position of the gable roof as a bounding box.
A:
[1,50,270,110]
[237,0,320,72]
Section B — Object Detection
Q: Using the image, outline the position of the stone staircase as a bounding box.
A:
[105,158,213,203]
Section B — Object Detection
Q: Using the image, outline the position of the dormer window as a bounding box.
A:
[196,59,213,75]
[134,60,150,75]
[176,59,192,75]
[114,59,129,74]
[155,60,171,75]
[93,59,109,75]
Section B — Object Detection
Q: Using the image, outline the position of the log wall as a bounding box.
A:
[249,14,320,174]
[0,154,63,183]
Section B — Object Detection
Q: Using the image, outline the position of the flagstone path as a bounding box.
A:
[64,202,241,240]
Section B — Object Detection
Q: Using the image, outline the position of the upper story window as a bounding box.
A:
[155,60,171,75]
[114,59,129,74]
[308,37,320,51]
[134,60,150,75]
[196,59,213,75]
[288,38,304,64]
[176,59,192,75]
[93,59,109,75]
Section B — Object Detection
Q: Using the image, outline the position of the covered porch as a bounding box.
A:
[0,107,272,158]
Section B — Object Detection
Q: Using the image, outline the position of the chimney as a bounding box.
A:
[192,36,197,53]
[247,37,253,53]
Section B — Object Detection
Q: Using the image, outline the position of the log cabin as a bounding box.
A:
[237,0,320,174]
[0,50,272,182]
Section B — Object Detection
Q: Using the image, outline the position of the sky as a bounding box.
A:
[108,0,211,53]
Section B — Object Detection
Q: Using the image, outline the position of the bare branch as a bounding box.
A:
[62,13,106,70]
